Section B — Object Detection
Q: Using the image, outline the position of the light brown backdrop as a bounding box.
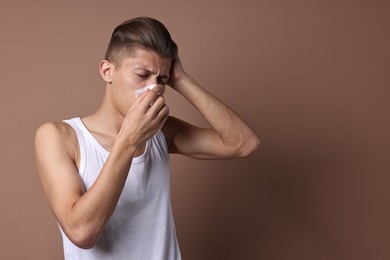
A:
[1,0,389,259]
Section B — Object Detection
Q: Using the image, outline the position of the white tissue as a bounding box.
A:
[135,84,160,97]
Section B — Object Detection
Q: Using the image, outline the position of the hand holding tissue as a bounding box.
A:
[135,84,162,98]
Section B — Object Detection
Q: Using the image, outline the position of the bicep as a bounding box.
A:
[35,123,85,223]
[162,116,239,159]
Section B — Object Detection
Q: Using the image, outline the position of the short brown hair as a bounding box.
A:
[105,17,178,67]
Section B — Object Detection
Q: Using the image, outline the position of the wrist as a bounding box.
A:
[170,74,193,90]
[112,132,138,157]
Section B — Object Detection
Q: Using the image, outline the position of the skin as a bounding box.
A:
[34,48,260,249]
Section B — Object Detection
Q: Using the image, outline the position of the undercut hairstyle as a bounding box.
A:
[104,17,178,67]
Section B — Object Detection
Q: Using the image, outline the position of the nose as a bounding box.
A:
[157,84,166,96]
[147,75,167,95]
[147,80,165,95]
[144,82,165,96]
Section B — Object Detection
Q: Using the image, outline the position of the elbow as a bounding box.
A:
[65,225,100,249]
[237,134,261,158]
[73,237,97,250]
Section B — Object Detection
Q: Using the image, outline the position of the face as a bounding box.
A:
[103,48,172,115]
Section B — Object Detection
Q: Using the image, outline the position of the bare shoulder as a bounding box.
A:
[35,121,79,163]
[36,121,72,137]
[35,121,77,147]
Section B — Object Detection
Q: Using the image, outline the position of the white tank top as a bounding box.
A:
[61,117,181,260]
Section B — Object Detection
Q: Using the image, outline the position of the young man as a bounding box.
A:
[35,17,259,259]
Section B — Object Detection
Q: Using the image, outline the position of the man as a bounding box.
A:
[35,17,259,259]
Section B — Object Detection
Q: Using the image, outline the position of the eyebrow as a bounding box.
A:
[134,68,169,79]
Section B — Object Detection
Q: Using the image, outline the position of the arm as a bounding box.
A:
[35,122,135,249]
[35,88,168,249]
[162,57,260,159]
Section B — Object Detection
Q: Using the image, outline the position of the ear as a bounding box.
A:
[99,60,114,84]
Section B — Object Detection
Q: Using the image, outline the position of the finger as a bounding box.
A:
[157,108,169,129]
[149,96,166,113]
[158,104,169,117]
[138,89,160,110]
[159,115,169,129]
[150,103,168,123]
[144,105,168,134]
[134,88,150,105]
[152,84,165,96]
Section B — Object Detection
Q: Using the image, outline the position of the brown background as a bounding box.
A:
[1,0,389,259]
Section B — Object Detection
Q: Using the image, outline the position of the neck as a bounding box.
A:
[82,87,128,137]
[81,86,147,154]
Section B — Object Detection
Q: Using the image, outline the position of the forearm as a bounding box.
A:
[172,75,259,153]
[65,140,136,248]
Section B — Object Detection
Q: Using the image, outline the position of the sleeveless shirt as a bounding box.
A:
[61,117,181,260]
